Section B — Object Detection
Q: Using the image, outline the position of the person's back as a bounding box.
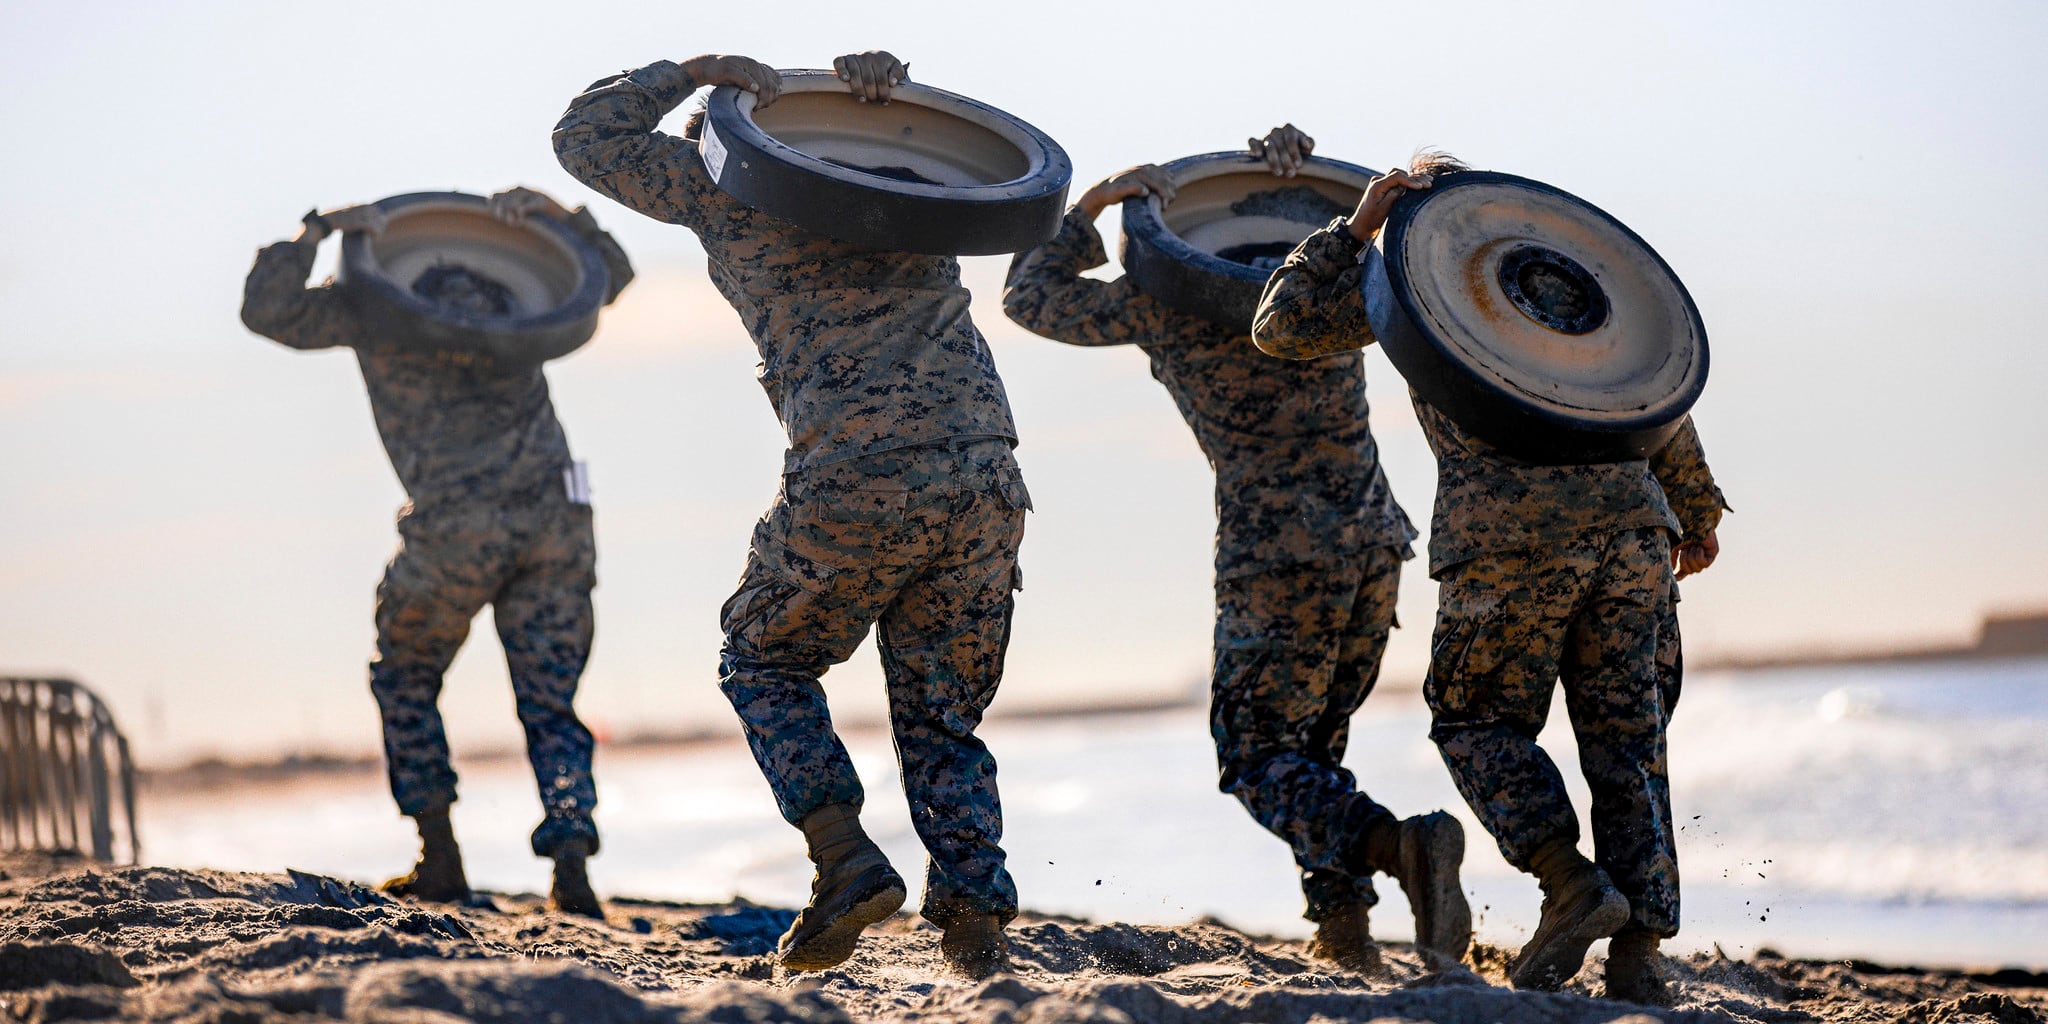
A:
[553,70,1015,471]
[1251,153,1727,1002]
[1409,398,1677,577]
[1002,143,1471,973]
[554,49,1030,979]
[237,188,634,918]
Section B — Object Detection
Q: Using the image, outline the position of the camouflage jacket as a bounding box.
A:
[1004,209,1415,579]
[552,60,1019,473]
[1252,221,1728,578]
[238,208,634,508]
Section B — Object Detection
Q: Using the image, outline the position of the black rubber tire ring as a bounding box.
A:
[1120,151,1380,332]
[1365,170,1708,465]
[702,71,1071,256]
[338,191,609,365]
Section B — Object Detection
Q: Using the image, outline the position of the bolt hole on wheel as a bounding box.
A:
[1363,171,1708,464]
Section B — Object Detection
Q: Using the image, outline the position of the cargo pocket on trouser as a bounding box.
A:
[996,465,1033,513]
[1210,615,1291,793]
[718,532,848,671]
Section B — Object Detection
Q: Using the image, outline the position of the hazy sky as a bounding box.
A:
[2,0,2044,765]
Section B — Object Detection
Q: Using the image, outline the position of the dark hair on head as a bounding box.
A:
[1408,147,1471,176]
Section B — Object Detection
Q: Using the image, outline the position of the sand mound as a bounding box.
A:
[1,859,2041,1023]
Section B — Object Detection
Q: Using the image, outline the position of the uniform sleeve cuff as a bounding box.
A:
[1318,217,1368,255]
[1059,207,1109,268]
[626,60,698,108]
[1287,218,1365,270]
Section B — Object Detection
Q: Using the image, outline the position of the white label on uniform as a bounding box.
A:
[700,119,729,183]
[564,460,592,505]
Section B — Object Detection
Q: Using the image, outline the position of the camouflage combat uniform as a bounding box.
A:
[238,208,634,857]
[553,61,1029,926]
[1253,220,1728,937]
[1004,209,1418,922]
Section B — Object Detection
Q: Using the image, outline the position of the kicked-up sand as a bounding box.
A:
[3,853,2044,1023]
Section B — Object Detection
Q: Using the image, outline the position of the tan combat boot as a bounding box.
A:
[380,807,471,903]
[1509,840,1631,990]
[1385,812,1473,961]
[777,804,907,971]
[939,913,1009,979]
[549,846,603,920]
[1307,902,1389,978]
[1603,928,1673,1006]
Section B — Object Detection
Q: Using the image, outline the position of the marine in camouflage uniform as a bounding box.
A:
[552,51,1027,973]
[238,190,635,909]
[1002,145,1471,969]
[1253,174,1729,993]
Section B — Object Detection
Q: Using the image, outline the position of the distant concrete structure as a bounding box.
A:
[1976,611,2048,658]
[1,677,141,864]
[1700,609,2048,672]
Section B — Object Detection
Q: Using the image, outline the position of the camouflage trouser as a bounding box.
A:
[370,487,599,858]
[1423,526,1679,936]
[718,439,1029,927]
[1211,545,1405,922]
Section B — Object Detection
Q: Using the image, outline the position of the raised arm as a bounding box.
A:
[1651,415,1731,578]
[487,186,636,304]
[1251,167,1433,360]
[1004,165,1207,347]
[551,55,779,229]
[239,206,384,351]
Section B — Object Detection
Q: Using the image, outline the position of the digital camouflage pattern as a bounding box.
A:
[240,209,634,509]
[1004,210,1418,920]
[1211,548,1405,920]
[1004,210,1415,580]
[373,491,600,857]
[1423,527,1680,936]
[718,441,1029,927]
[239,207,633,857]
[1250,220,1725,578]
[554,61,1031,926]
[1253,221,1732,939]
[552,61,1019,474]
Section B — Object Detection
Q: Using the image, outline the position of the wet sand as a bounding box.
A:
[3,853,2043,1023]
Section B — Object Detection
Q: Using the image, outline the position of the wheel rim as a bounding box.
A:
[1387,173,1705,424]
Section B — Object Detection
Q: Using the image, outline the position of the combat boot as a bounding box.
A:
[777,804,906,971]
[938,914,1009,979]
[1384,812,1473,961]
[549,846,603,920]
[1509,840,1631,990]
[380,807,471,903]
[1306,902,1389,978]
[1603,928,1673,1006]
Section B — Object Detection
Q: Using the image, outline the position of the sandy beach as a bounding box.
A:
[4,853,2043,1024]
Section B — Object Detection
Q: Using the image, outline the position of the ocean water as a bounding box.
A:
[142,657,2048,969]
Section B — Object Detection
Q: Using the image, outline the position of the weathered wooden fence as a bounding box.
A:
[0,677,140,863]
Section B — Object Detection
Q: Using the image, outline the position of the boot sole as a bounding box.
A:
[1399,812,1473,961]
[778,875,908,971]
[1510,886,1631,990]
